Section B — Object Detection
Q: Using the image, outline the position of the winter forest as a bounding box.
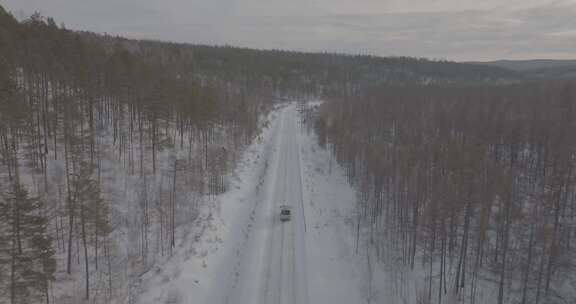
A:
[0,8,266,303]
[312,84,576,304]
[1,4,575,304]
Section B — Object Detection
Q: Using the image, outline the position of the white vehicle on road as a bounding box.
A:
[279,205,292,221]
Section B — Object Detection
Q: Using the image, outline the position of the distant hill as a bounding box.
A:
[79,32,523,92]
[468,59,576,80]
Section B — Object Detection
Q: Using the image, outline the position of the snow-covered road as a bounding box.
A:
[220,106,309,304]
[137,103,365,304]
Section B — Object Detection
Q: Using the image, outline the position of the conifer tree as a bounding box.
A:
[0,182,55,304]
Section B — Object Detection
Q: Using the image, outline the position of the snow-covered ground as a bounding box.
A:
[136,103,370,304]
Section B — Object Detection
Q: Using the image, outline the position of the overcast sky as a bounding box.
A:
[2,0,576,61]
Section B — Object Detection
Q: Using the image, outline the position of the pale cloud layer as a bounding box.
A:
[2,0,576,61]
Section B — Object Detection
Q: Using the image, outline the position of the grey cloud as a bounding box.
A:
[1,0,575,60]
